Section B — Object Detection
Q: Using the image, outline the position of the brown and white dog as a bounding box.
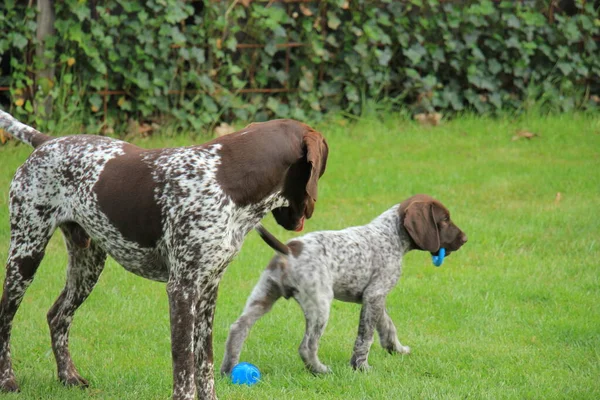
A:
[0,110,328,399]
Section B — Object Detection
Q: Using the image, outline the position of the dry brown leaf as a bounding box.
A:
[0,128,11,144]
[415,112,442,126]
[240,0,251,7]
[313,16,321,29]
[554,192,562,204]
[512,130,539,141]
[126,119,155,138]
[299,4,313,16]
[138,123,153,136]
[215,122,236,137]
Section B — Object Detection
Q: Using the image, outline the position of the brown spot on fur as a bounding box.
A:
[287,240,304,257]
[250,298,271,309]
[16,251,44,280]
[62,222,91,248]
[31,133,52,148]
[267,255,286,271]
[93,144,163,247]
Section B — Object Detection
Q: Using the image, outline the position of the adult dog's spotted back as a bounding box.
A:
[0,110,328,399]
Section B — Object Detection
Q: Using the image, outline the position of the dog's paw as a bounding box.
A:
[398,345,411,355]
[385,342,411,355]
[350,356,371,371]
[308,363,332,375]
[219,363,233,377]
[60,373,89,388]
[0,376,20,392]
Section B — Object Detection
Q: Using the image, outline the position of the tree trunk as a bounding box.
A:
[35,0,55,117]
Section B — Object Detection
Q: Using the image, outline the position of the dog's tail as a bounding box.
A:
[255,224,290,255]
[0,109,52,148]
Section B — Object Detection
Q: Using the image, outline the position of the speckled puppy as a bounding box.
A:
[0,109,328,400]
[221,194,467,375]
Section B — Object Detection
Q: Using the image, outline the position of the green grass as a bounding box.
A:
[0,112,599,399]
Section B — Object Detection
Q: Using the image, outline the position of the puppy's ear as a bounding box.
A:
[403,201,440,252]
[302,130,328,218]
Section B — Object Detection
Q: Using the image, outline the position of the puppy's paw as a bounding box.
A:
[350,356,371,371]
[219,362,233,377]
[308,363,332,375]
[398,345,411,355]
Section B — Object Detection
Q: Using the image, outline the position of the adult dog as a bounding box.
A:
[0,110,328,399]
[221,195,467,375]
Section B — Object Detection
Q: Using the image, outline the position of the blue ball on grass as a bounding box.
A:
[230,362,261,386]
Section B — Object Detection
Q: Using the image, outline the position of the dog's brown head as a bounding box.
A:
[214,119,328,232]
[399,194,467,257]
[271,127,328,231]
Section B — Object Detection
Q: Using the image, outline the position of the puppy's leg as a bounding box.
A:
[376,308,410,355]
[0,213,52,392]
[221,270,282,376]
[350,294,386,371]
[296,288,333,374]
[47,224,107,387]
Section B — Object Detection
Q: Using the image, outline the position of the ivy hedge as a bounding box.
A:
[0,0,598,134]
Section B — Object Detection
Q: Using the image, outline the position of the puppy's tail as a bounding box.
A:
[255,224,290,255]
[0,109,52,148]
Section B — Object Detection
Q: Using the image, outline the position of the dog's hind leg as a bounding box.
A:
[0,213,53,392]
[220,269,282,376]
[46,223,106,388]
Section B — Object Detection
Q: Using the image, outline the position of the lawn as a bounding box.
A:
[0,112,599,399]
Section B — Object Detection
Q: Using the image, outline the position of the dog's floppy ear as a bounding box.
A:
[403,201,440,252]
[302,130,328,218]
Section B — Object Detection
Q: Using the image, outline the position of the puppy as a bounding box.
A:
[221,194,467,375]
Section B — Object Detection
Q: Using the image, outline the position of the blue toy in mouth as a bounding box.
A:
[432,248,446,267]
[231,362,261,386]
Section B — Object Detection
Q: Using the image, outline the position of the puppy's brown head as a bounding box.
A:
[399,194,467,257]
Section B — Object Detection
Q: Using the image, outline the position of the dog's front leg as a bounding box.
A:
[350,295,386,371]
[167,279,198,400]
[376,308,411,355]
[193,275,224,400]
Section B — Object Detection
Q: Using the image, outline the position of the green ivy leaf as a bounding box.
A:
[171,26,186,44]
[403,44,426,64]
[12,33,27,50]
[136,71,151,90]
[556,61,573,76]
[89,94,103,112]
[376,47,392,66]
[327,12,342,30]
